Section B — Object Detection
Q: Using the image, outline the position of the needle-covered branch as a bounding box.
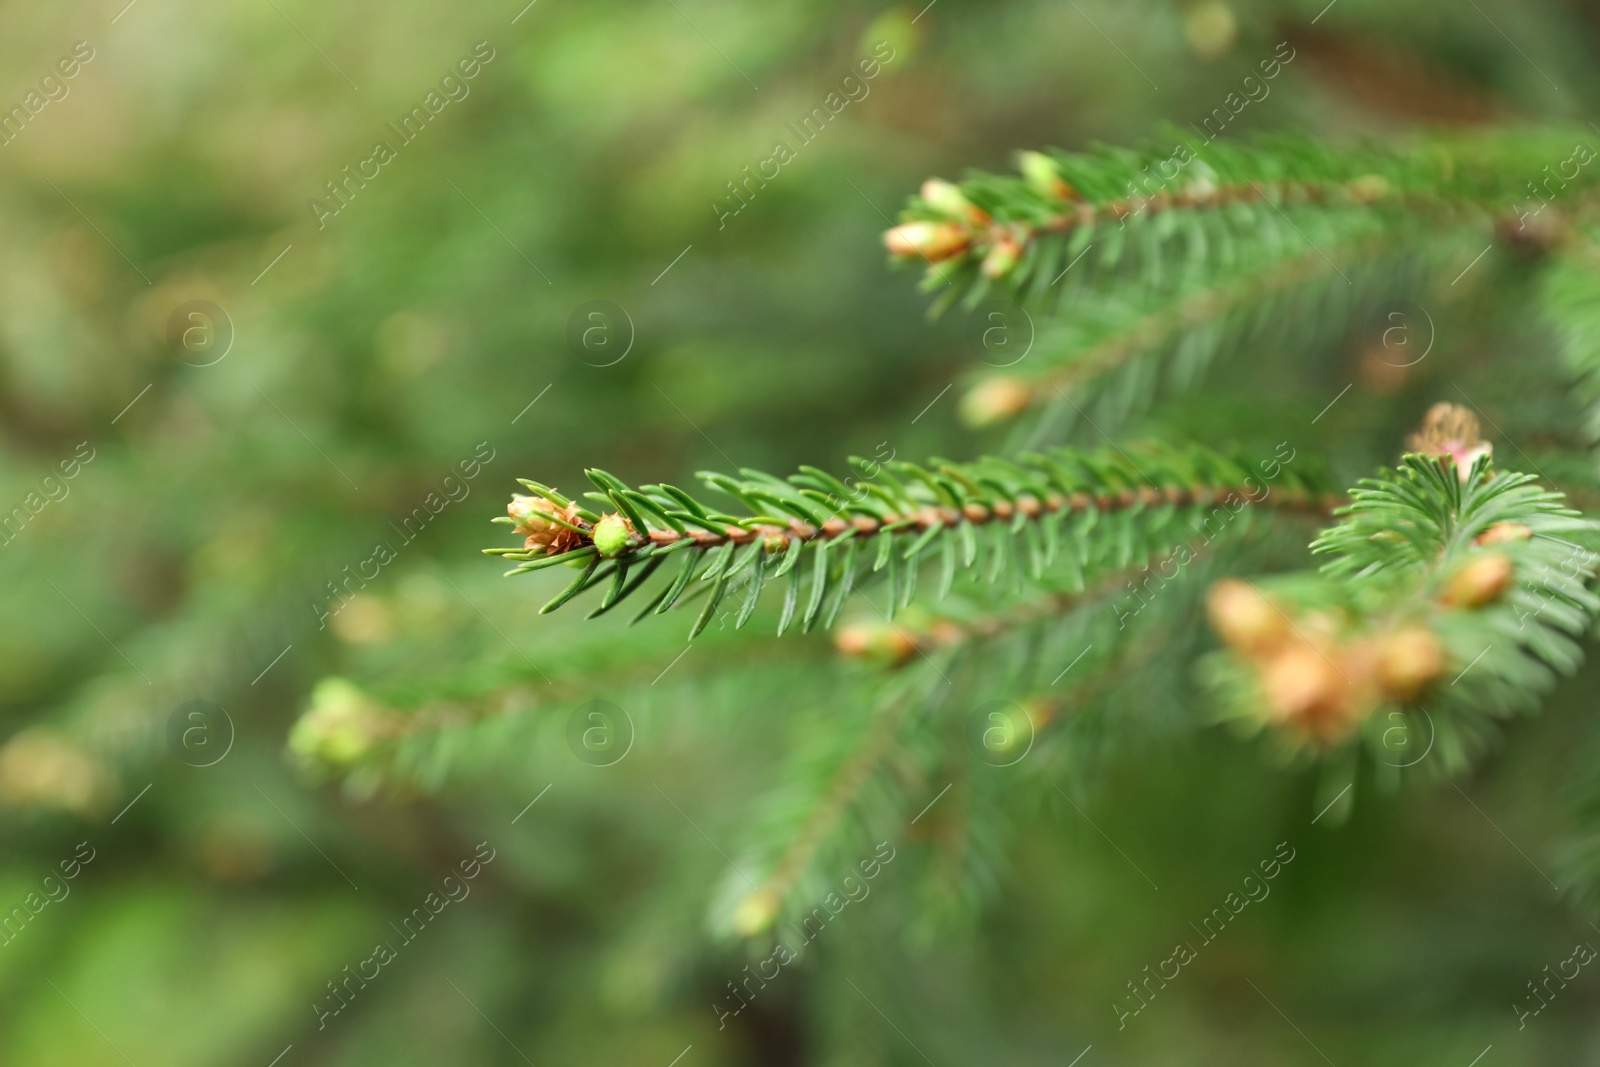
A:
[490,443,1330,637]
[1205,442,1600,759]
[886,129,1599,314]
[957,235,1445,429]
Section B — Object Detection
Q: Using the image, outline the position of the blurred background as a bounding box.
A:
[3,0,1600,1063]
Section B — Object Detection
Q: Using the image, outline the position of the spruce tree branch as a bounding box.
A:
[887,129,1600,311]
[735,684,920,932]
[493,444,1336,633]
[1205,452,1600,751]
[737,538,1294,931]
[960,234,1408,425]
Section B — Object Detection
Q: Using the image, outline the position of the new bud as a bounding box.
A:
[981,234,1024,278]
[1259,644,1354,741]
[1346,174,1391,203]
[834,621,918,663]
[508,494,584,555]
[732,887,781,937]
[959,377,1034,427]
[592,513,633,559]
[1207,579,1287,655]
[920,179,989,225]
[1476,522,1532,546]
[883,221,970,261]
[1377,626,1444,700]
[1443,552,1514,608]
[1018,151,1075,201]
[288,678,392,767]
[509,494,560,537]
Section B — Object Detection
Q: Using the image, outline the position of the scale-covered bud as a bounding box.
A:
[592,513,633,559]
[509,493,560,537]
[509,494,585,555]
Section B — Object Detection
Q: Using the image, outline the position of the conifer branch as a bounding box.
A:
[492,444,1333,636]
[725,678,922,938]
[887,130,1600,313]
[959,234,1413,427]
[722,538,1269,938]
[1205,440,1600,756]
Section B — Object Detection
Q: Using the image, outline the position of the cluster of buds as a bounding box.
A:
[507,494,587,556]
[883,159,1077,281]
[882,180,987,265]
[1208,535,1522,743]
[1206,580,1448,743]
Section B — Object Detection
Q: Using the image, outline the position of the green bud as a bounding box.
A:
[593,514,632,558]
[1018,151,1073,200]
[289,678,389,768]
[921,179,974,219]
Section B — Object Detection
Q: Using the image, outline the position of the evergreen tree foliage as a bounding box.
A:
[328,123,1600,954]
[15,2,1600,1064]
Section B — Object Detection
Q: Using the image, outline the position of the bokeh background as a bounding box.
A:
[3,0,1600,1063]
